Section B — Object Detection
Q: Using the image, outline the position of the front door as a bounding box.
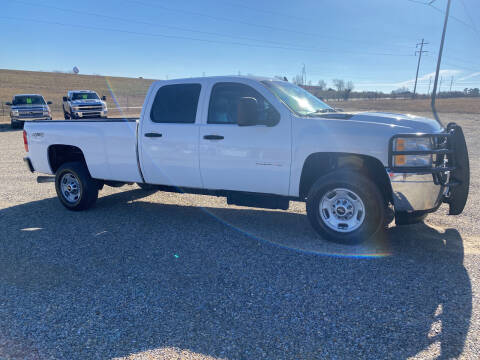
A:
[199,81,292,196]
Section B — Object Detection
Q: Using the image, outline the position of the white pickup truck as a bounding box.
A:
[23,76,469,243]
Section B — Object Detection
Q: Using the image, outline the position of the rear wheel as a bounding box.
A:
[55,162,98,211]
[306,170,386,244]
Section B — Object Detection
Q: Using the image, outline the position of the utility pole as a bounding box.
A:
[449,76,454,92]
[413,38,429,98]
[431,0,451,124]
[439,76,443,93]
[427,77,432,95]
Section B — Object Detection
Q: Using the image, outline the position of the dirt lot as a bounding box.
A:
[0,112,479,359]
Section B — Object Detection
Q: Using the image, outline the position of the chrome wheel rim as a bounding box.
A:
[60,172,81,204]
[319,188,365,233]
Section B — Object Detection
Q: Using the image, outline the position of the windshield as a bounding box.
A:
[261,80,334,116]
[13,95,45,105]
[71,92,99,100]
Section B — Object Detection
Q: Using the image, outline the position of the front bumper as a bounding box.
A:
[73,109,107,118]
[388,172,446,212]
[387,123,469,214]
[12,116,51,122]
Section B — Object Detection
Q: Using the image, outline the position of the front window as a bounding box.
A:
[208,82,279,125]
[261,80,334,116]
[71,92,100,100]
[13,95,45,105]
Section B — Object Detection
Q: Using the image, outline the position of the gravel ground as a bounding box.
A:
[0,113,479,359]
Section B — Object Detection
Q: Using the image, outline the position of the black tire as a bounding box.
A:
[10,120,18,129]
[306,170,386,244]
[55,162,98,211]
[137,183,157,191]
[395,211,428,226]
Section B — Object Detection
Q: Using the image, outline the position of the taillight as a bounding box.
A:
[23,130,28,152]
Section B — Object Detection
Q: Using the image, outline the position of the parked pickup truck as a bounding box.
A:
[62,90,108,119]
[23,76,470,243]
[6,94,52,128]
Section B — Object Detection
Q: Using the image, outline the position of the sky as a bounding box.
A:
[1,0,479,93]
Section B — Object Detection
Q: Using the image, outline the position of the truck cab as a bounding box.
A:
[62,90,108,119]
[6,94,52,128]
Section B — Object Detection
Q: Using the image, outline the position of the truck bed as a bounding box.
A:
[25,118,143,183]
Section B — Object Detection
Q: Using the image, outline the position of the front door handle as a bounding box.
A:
[144,132,163,138]
[203,135,224,140]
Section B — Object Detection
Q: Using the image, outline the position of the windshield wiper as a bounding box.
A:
[305,108,336,116]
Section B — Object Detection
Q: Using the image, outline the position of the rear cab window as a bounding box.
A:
[150,84,202,123]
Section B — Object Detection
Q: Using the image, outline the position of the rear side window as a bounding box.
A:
[150,84,201,123]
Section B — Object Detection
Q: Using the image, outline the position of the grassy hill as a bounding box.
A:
[0,69,154,120]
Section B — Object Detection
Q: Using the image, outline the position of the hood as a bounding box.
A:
[71,99,103,105]
[316,111,443,133]
[11,104,48,110]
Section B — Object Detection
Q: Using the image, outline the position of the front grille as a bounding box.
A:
[19,112,44,118]
[78,106,103,111]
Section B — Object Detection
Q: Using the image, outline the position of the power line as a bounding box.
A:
[459,0,480,39]
[12,0,304,49]
[124,0,413,51]
[406,0,479,35]
[11,0,416,57]
[0,15,416,58]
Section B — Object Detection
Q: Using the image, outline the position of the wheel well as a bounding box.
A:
[48,145,87,174]
[299,153,393,203]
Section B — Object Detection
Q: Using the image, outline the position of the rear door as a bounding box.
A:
[139,81,204,188]
[199,79,292,195]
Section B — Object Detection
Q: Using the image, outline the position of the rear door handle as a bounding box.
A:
[203,135,224,140]
[144,132,162,138]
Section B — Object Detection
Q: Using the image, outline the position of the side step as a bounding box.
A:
[37,176,55,183]
[227,193,290,210]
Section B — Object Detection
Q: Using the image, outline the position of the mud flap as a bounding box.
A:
[445,123,470,215]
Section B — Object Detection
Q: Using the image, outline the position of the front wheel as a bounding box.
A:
[306,170,386,244]
[55,162,98,211]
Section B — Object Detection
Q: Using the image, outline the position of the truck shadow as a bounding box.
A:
[0,123,19,132]
[0,189,472,359]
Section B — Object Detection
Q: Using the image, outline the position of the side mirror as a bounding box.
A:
[47,101,52,105]
[63,96,68,102]
[5,102,12,106]
[237,97,259,126]
[101,96,107,101]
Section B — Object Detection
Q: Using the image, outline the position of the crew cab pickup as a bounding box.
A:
[23,76,470,243]
[62,90,108,119]
[6,94,52,128]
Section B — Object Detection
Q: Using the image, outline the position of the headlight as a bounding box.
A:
[43,111,49,116]
[72,106,80,111]
[11,110,19,116]
[394,137,433,167]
